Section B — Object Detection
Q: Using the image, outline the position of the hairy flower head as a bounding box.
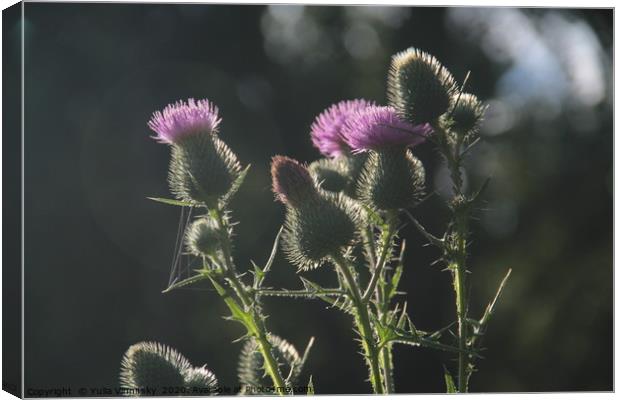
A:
[186,217,221,257]
[271,156,317,207]
[148,99,241,207]
[450,92,486,140]
[310,99,376,157]
[148,98,221,144]
[119,341,217,395]
[357,148,426,211]
[388,48,457,124]
[342,106,432,152]
[282,192,360,270]
[238,335,302,393]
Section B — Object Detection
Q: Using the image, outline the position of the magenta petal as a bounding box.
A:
[148,98,221,144]
[342,106,433,152]
[310,99,376,158]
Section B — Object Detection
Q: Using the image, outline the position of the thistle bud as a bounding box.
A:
[148,99,242,207]
[120,342,218,394]
[357,148,425,211]
[387,48,457,124]
[119,342,191,390]
[186,217,221,257]
[238,335,302,392]
[282,192,359,270]
[271,157,359,270]
[309,154,368,199]
[450,92,486,141]
[271,156,318,207]
[308,158,350,193]
[184,367,218,392]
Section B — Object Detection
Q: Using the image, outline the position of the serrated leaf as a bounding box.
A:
[208,276,255,334]
[257,288,345,298]
[162,271,210,293]
[298,277,347,306]
[263,226,283,274]
[251,261,265,290]
[480,268,512,326]
[220,164,251,206]
[147,197,195,207]
[387,264,403,300]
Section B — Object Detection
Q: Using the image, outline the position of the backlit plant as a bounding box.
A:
[121,47,510,395]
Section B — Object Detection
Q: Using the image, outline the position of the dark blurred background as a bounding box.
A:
[19,3,612,394]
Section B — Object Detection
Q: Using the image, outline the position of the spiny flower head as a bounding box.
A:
[282,192,360,270]
[308,157,351,194]
[148,98,221,144]
[272,156,360,270]
[148,98,242,207]
[388,48,457,124]
[120,342,218,394]
[271,156,317,207]
[342,106,433,152]
[238,335,302,392]
[310,99,376,157]
[186,217,221,257]
[449,92,486,140]
[357,148,426,211]
[184,366,218,391]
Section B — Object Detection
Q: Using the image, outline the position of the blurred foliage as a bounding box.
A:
[21,4,611,393]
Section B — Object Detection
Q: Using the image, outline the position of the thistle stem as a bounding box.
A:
[369,212,398,393]
[209,207,288,394]
[331,253,384,394]
[362,226,377,270]
[362,212,397,303]
[453,209,470,393]
[380,343,395,393]
[439,124,471,393]
[454,260,468,393]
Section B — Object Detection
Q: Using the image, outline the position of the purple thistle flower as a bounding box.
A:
[148,98,221,144]
[342,106,433,152]
[310,99,376,158]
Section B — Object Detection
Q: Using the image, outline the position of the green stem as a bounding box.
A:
[372,213,399,393]
[441,125,471,393]
[362,226,377,269]
[331,253,384,394]
[255,333,288,393]
[454,260,468,393]
[362,213,397,303]
[209,207,287,394]
[454,208,470,393]
[380,343,395,393]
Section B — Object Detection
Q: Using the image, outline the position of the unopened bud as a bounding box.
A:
[186,217,221,257]
[388,48,457,124]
